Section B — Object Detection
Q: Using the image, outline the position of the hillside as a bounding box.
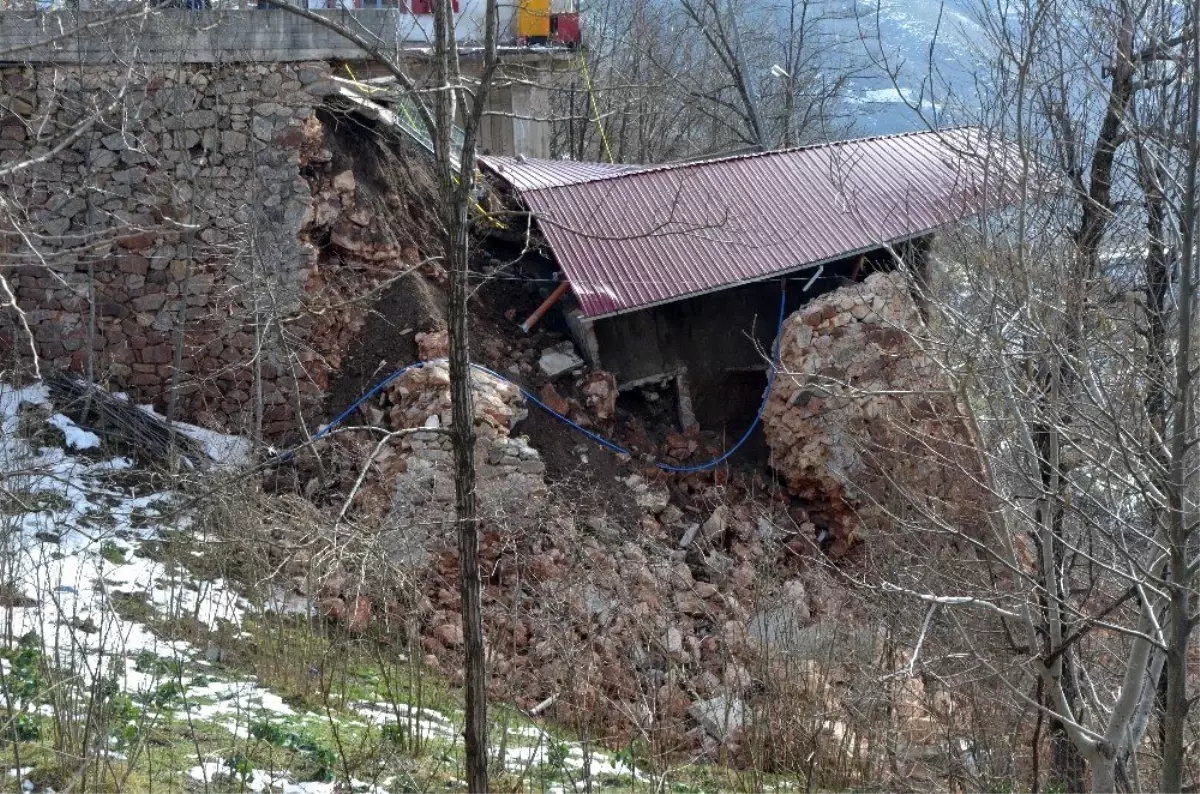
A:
[843,0,991,135]
[3,4,1197,789]
[0,107,977,790]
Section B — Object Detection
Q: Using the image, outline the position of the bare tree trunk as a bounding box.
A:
[429,0,489,787]
[1162,563,1190,792]
[447,208,488,793]
[1092,756,1117,794]
[1049,669,1087,792]
[1161,3,1200,790]
[678,0,768,149]
[262,0,498,786]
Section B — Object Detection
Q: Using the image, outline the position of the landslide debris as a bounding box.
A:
[763,271,981,555]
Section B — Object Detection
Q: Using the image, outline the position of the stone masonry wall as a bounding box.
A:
[763,271,982,554]
[0,61,357,437]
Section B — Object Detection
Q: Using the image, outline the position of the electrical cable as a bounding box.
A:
[280,280,787,473]
[578,49,614,164]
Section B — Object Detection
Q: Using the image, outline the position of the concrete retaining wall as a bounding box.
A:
[0,8,527,63]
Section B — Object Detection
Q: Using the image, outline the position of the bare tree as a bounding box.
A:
[551,0,857,162]
[258,2,501,788]
[829,0,1200,788]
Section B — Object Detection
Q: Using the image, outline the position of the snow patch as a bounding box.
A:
[0,378,636,790]
[48,413,101,450]
[135,403,254,466]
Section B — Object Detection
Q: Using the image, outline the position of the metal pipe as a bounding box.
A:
[802,264,824,292]
[520,280,571,332]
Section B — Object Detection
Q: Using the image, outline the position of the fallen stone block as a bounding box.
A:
[688,695,745,741]
[539,343,584,379]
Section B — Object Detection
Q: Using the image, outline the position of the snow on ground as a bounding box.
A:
[186,760,393,794]
[0,380,640,791]
[0,383,297,734]
[46,413,100,450]
[136,402,255,467]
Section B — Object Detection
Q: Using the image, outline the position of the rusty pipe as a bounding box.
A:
[520,280,570,333]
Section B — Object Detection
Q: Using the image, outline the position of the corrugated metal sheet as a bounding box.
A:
[479,155,645,192]
[490,129,1019,319]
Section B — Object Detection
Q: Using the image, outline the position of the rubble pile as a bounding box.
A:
[763,271,979,554]
[466,491,806,756]
[381,361,528,435]
[307,351,829,757]
[298,115,442,392]
[376,361,546,513]
[299,275,969,770]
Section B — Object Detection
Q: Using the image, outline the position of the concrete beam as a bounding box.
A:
[0,10,406,63]
[0,8,571,64]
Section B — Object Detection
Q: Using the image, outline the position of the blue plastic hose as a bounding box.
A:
[285,281,787,473]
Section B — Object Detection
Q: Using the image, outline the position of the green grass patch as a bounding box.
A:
[0,489,72,515]
[76,506,118,530]
[108,591,156,624]
[99,541,127,565]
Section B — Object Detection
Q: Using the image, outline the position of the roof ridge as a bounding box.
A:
[518,126,980,193]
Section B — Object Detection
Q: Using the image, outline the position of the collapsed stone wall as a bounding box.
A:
[268,288,967,776]
[378,360,548,517]
[763,271,980,553]
[0,62,436,438]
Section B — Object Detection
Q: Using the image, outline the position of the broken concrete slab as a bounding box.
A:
[678,523,700,549]
[700,504,730,543]
[624,474,670,515]
[748,587,816,657]
[539,343,585,379]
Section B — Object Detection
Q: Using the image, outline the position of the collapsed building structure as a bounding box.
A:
[482,128,1008,438]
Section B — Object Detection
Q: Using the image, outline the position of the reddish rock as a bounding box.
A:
[432,622,464,647]
[529,552,560,582]
[347,596,372,633]
[141,343,172,364]
[275,127,303,148]
[657,683,690,721]
[539,382,570,416]
[320,597,346,622]
[579,370,617,422]
[416,329,449,360]
[116,232,155,250]
[118,255,149,275]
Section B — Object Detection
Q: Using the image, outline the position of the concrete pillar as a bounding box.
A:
[675,370,698,431]
[509,81,551,158]
[481,72,552,157]
[481,84,516,155]
[565,308,601,367]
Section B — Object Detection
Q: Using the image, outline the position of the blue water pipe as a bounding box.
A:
[289,280,788,473]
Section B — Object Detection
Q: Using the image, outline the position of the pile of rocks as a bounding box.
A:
[381,361,528,439]
[376,361,546,522]
[300,124,441,388]
[763,271,977,553]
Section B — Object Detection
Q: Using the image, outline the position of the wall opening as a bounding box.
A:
[691,368,770,464]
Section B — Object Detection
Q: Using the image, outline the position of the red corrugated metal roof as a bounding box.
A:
[487,129,1020,319]
[479,155,645,192]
